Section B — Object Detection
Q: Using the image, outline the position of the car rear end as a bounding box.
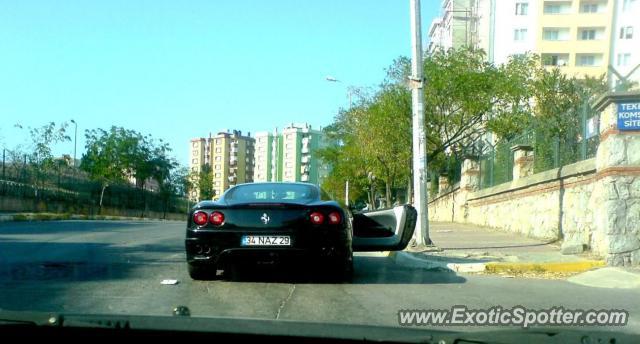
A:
[185,202,352,279]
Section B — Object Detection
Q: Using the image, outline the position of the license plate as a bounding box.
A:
[241,235,291,246]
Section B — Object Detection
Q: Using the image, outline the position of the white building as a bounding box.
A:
[491,0,539,64]
[253,131,274,182]
[609,0,640,89]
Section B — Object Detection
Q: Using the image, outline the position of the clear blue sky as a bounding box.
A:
[0,0,439,166]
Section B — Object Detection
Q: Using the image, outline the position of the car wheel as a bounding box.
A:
[188,263,217,280]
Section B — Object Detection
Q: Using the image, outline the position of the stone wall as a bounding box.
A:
[428,186,460,223]
[427,92,640,266]
[466,159,596,242]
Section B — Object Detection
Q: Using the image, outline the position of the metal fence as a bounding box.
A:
[0,158,189,216]
[428,154,462,195]
[478,102,600,189]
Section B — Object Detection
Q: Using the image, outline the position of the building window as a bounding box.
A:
[579,1,604,13]
[214,173,221,178]
[542,53,570,66]
[578,27,604,40]
[514,28,527,41]
[576,54,602,66]
[544,1,571,14]
[620,26,634,39]
[623,0,636,11]
[192,142,199,148]
[215,139,221,145]
[515,2,529,15]
[617,53,631,66]
[215,147,221,153]
[581,29,595,40]
[543,28,570,41]
[215,164,221,170]
[192,158,198,164]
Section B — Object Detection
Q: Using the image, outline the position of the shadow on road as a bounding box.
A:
[0,220,163,235]
[211,256,467,285]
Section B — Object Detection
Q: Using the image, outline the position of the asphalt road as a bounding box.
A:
[0,220,638,335]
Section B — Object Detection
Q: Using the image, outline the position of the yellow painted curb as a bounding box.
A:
[485,260,606,274]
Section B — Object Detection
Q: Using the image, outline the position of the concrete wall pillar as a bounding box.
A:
[511,145,534,181]
[460,157,480,192]
[438,174,450,195]
[591,92,640,266]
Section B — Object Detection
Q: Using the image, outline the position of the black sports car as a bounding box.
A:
[185,182,416,281]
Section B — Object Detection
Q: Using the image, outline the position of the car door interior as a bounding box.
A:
[351,205,417,251]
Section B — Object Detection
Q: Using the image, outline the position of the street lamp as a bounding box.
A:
[70,119,77,168]
[325,76,353,109]
[326,76,354,206]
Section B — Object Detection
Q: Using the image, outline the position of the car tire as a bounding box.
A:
[188,263,217,280]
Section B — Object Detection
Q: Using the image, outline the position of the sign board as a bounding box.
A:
[617,102,640,131]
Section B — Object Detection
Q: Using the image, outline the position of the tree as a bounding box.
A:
[81,126,177,211]
[82,127,132,209]
[24,122,71,189]
[191,164,214,201]
[423,49,539,165]
[354,83,412,207]
[319,49,534,208]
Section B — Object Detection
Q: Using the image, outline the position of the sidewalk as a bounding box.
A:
[393,222,606,275]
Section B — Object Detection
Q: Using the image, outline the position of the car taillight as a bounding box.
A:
[193,211,208,226]
[328,212,342,225]
[209,211,225,226]
[309,212,324,225]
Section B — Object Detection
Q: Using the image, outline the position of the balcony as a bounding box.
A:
[301,175,309,182]
[301,147,310,154]
[301,156,311,164]
[228,176,237,183]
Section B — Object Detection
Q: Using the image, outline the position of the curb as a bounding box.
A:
[392,251,607,274]
[485,261,606,274]
[0,213,184,223]
[391,251,492,273]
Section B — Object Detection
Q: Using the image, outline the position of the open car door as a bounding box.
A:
[351,204,417,252]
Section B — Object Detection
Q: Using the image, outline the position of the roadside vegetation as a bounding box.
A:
[317,48,633,208]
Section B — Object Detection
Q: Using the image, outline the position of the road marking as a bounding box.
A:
[275,284,296,320]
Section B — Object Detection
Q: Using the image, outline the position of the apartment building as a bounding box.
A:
[253,130,275,183]
[609,0,639,88]
[537,0,614,78]
[428,0,484,54]
[252,124,328,186]
[188,130,255,201]
[428,0,638,86]
[492,0,539,64]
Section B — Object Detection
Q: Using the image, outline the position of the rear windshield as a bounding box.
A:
[224,183,319,203]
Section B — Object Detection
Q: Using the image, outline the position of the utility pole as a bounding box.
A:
[409,0,431,245]
[70,119,78,168]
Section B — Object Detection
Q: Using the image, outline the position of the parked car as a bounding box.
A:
[185,182,416,281]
